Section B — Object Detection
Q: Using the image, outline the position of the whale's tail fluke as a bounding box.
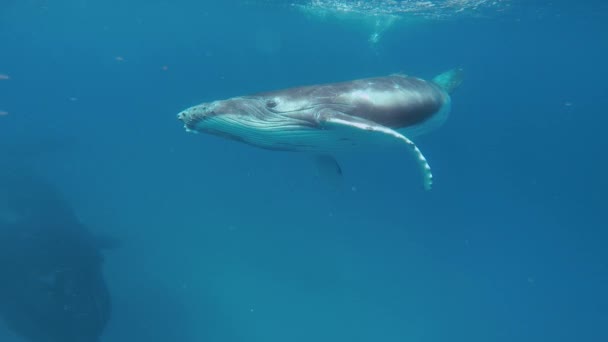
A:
[432,68,464,94]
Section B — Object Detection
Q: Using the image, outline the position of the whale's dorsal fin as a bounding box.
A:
[316,110,433,190]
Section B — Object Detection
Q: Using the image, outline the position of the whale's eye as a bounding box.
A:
[266,100,277,108]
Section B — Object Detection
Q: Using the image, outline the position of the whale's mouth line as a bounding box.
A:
[180,112,332,153]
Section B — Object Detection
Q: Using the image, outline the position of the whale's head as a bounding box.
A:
[177,98,257,133]
[177,96,315,149]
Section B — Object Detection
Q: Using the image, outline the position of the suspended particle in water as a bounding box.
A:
[0,111,9,116]
[0,74,10,80]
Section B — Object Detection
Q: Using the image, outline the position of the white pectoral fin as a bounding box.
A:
[318,112,433,190]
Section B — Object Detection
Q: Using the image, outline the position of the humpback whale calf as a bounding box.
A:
[177,69,463,189]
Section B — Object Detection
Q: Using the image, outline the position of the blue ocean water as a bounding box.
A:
[0,1,607,341]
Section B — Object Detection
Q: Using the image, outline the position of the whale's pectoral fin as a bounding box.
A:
[314,154,343,176]
[316,110,433,190]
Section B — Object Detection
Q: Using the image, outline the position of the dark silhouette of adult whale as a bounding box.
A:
[0,138,117,342]
[177,69,463,189]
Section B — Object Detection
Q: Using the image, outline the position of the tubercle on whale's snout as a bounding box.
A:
[177,110,202,133]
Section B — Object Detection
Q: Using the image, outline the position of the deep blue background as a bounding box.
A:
[1,1,607,341]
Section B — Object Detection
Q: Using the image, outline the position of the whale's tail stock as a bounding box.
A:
[432,68,464,94]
